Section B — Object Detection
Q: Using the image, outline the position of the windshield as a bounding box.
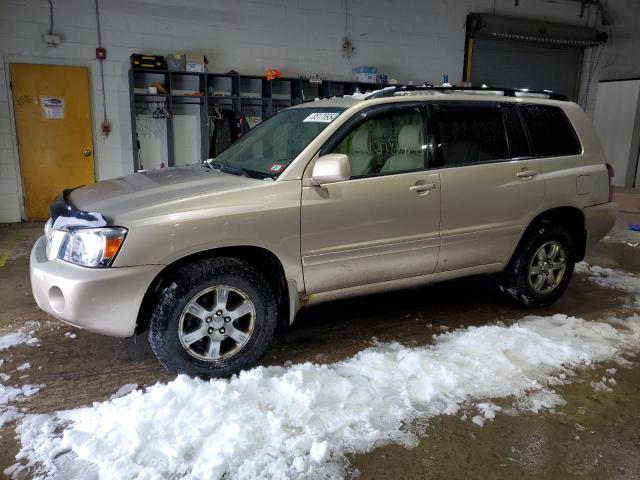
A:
[211,107,344,178]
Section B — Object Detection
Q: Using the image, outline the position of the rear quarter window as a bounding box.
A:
[519,104,581,157]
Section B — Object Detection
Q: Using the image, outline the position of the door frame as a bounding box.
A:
[315,101,430,166]
[3,54,99,221]
[300,101,442,293]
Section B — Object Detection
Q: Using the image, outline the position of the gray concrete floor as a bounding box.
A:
[0,220,639,479]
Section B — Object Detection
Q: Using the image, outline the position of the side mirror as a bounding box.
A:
[310,154,351,185]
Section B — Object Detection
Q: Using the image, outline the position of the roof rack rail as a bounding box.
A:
[367,85,569,102]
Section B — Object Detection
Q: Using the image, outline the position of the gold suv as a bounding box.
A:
[30,87,617,377]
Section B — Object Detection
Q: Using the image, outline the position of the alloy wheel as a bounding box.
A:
[178,285,256,361]
[528,241,567,295]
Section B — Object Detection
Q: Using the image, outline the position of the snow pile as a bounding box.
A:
[474,401,502,426]
[590,380,612,392]
[0,385,28,406]
[590,370,617,392]
[109,384,138,400]
[0,326,43,430]
[0,384,44,428]
[575,261,640,306]
[9,314,640,480]
[0,407,22,429]
[0,384,43,406]
[515,389,566,414]
[0,331,39,352]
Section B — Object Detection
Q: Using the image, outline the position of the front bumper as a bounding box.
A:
[584,202,617,246]
[30,236,163,337]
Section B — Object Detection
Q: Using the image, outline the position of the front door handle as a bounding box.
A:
[83,148,93,157]
[516,169,538,179]
[409,182,437,194]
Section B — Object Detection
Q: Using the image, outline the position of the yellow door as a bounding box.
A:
[10,64,95,221]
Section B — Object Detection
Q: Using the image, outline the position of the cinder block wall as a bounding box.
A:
[0,0,638,222]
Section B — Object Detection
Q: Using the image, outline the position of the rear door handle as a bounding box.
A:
[409,182,437,194]
[516,169,538,179]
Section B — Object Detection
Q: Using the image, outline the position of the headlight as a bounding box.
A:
[58,227,127,268]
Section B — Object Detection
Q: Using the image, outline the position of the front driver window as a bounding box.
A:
[332,108,426,178]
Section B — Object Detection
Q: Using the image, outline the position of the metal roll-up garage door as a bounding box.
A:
[470,38,583,101]
[465,14,606,102]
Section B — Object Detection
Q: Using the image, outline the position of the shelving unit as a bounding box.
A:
[129,68,399,172]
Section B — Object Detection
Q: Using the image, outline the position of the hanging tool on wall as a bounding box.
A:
[95,0,111,136]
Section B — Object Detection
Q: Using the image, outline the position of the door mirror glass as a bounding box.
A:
[311,154,351,185]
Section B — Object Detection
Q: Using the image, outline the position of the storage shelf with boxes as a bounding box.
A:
[128,56,407,173]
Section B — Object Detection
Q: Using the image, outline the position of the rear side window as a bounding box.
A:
[519,105,581,157]
[431,104,508,167]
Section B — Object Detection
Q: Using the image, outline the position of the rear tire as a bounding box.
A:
[148,257,277,378]
[498,223,575,308]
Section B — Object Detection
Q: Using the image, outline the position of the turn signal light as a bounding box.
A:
[105,237,124,260]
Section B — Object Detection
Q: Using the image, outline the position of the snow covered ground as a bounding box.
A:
[3,262,640,480]
[8,315,640,479]
[0,325,43,430]
[575,262,640,306]
[0,330,39,352]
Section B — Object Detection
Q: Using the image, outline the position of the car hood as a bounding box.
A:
[69,165,262,221]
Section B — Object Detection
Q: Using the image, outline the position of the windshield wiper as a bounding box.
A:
[207,157,286,179]
[208,160,274,180]
[209,160,250,178]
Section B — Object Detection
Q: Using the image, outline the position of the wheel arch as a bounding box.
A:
[511,206,586,267]
[135,245,290,335]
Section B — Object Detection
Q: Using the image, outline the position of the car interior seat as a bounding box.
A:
[380,124,425,173]
[348,129,376,177]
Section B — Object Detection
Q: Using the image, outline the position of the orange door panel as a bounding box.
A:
[10,64,95,221]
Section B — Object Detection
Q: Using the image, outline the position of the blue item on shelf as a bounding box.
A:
[352,66,377,75]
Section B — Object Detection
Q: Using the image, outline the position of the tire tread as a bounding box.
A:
[499,222,575,308]
[148,257,277,378]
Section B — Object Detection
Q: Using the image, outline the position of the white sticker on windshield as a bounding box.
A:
[303,112,340,123]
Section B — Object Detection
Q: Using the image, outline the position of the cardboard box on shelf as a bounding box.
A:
[351,66,379,83]
[352,72,378,83]
[167,53,186,71]
[186,52,206,72]
[352,66,377,74]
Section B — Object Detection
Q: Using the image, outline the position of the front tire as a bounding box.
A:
[148,258,277,378]
[499,223,575,308]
